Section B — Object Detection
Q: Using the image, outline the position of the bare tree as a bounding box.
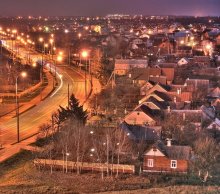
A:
[192,136,219,182]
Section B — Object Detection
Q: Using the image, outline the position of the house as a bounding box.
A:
[185,78,209,92]
[124,104,162,126]
[128,67,174,86]
[143,140,192,174]
[114,59,148,75]
[161,68,175,84]
[176,46,192,57]
[174,30,193,46]
[193,56,210,66]
[178,58,189,66]
[166,91,192,103]
[149,76,167,85]
[129,67,161,85]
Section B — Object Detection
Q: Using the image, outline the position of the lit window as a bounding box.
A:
[171,160,177,168]
[147,159,154,167]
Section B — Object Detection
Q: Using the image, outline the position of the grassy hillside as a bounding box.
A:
[0,150,219,194]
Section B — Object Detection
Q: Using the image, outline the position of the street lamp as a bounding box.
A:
[49,38,54,59]
[81,50,92,100]
[16,71,27,143]
[38,38,46,100]
[81,50,90,99]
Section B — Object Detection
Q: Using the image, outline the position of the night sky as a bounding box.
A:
[1,0,219,16]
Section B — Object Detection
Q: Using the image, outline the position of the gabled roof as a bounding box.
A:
[154,91,172,101]
[209,87,220,98]
[139,86,170,104]
[146,96,168,110]
[120,122,159,141]
[145,141,192,160]
[145,83,170,96]
[136,104,159,119]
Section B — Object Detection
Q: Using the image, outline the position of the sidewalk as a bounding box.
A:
[0,71,54,123]
[0,135,38,163]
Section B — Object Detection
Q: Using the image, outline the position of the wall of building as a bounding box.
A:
[143,155,188,173]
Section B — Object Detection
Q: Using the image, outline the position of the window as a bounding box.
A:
[171,160,177,168]
[147,159,154,167]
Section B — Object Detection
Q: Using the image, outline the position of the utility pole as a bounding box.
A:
[67,83,70,108]
[85,59,87,100]
[40,53,44,101]
[106,130,109,176]
[15,77,20,143]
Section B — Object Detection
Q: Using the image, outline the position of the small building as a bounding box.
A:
[114,59,148,75]
[176,46,192,57]
[193,56,210,66]
[185,78,209,92]
[143,140,192,174]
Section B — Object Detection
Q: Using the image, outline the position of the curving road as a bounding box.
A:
[0,41,90,146]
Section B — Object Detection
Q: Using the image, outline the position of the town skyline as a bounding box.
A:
[0,0,220,17]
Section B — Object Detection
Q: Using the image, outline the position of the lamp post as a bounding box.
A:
[0,27,3,56]
[81,50,89,99]
[16,71,27,143]
[39,38,47,100]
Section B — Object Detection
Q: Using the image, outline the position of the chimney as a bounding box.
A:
[166,139,172,147]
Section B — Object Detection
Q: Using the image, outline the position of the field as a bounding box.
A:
[0,150,219,194]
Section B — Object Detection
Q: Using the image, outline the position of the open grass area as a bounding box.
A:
[0,150,219,194]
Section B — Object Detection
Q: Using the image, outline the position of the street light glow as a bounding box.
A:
[39,37,44,42]
[57,55,63,62]
[81,50,88,58]
[206,44,211,50]
[21,71,27,78]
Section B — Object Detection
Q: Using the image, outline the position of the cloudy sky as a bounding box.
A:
[1,0,219,16]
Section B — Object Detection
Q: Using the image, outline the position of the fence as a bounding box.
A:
[34,159,135,174]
